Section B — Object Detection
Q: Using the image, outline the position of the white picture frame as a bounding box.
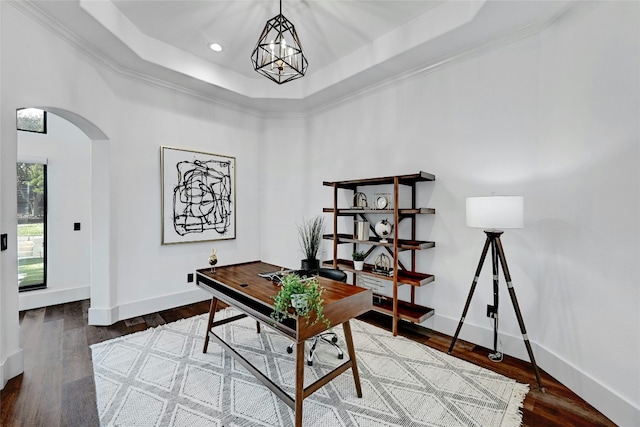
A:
[160,146,236,244]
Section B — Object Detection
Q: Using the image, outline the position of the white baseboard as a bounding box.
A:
[116,288,210,321]
[430,313,639,426]
[88,287,210,326]
[88,305,118,326]
[18,285,91,311]
[535,341,640,427]
[1,348,24,391]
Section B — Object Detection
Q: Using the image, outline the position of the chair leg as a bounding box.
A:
[286,331,344,365]
[320,335,344,359]
[307,337,319,366]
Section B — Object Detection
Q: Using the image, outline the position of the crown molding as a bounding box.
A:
[304,2,577,118]
[7,1,267,118]
[8,0,577,120]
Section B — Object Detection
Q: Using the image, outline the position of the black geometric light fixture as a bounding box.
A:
[251,0,308,84]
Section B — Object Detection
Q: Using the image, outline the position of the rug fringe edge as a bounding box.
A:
[501,382,529,427]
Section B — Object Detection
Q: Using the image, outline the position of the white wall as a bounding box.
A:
[536,2,639,420]
[17,113,92,309]
[0,1,262,387]
[0,1,637,426]
[258,3,639,425]
[105,76,262,321]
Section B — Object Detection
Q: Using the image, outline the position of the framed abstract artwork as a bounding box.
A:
[160,146,236,244]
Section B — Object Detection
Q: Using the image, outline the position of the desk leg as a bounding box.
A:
[343,321,363,398]
[294,341,305,427]
[203,298,219,353]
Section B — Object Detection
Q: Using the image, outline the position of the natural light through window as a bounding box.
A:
[17,162,47,290]
[17,108,47,133]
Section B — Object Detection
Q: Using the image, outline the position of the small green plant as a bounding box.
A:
[352,251,367,261]
[271,273,330,328]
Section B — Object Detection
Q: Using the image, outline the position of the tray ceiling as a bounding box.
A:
[22,0,575,113]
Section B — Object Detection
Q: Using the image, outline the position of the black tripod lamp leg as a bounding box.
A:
[448,236,492,354]
[495,237,545,391]
[490,238,500,357]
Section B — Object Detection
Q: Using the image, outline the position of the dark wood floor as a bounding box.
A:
[1,299,614,426]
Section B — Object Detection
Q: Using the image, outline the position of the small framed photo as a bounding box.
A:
[374,193,392,210]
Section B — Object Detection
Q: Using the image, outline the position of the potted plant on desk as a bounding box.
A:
[297,216,325,271]
[270,273,330,327]
[352,251,366,271]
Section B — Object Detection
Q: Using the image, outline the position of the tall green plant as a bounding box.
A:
[297,216,325,260]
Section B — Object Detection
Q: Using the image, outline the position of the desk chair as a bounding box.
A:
[287,268,347,366]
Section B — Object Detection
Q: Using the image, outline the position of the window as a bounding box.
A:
[17,162,47,291]
[17,108,47,133]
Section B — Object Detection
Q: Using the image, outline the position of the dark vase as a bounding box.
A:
[301,258,320,272]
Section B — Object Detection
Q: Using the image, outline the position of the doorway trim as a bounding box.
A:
[33,107,114,325]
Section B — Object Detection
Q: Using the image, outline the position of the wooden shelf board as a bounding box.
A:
[322,234,435,251]
[371,294,435,323]
[323,207,435,215]
[322,259,435,287]
[323,171,435,190]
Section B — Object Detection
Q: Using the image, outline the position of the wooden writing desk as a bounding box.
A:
[196,261,372,427]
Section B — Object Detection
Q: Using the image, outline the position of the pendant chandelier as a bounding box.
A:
[251,0,308,84]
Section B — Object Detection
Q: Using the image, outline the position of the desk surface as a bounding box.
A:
[196,260,372,342]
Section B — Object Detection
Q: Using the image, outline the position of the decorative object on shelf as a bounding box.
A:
[208,249,218,273]
[372,253,393,276]
[160,146,235,244]
[323,171,436,337]
[270,272,329,327]
[352,192,368,209]
[354,220,369,241]
[374,193,392,210]
[352,251,366,271]
[374,219,393,242]
[448,195,544,390]
[251,0,308,84]
[297,215,324,271]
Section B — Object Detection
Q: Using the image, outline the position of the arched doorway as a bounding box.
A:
[19,107,113,325]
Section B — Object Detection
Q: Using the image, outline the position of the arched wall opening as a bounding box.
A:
[17,106,113,324]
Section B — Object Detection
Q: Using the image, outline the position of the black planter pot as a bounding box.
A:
[300,258,320,272]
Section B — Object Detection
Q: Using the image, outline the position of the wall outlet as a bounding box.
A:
[74,222,81,231]
[187,273,194,283]
[486,304,497,318]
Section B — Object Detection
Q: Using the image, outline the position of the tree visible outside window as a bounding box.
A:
[17,163,45,217]
[17,108,47,133]
[17,162,46,290]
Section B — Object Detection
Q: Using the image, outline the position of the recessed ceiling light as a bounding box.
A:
[208,43,222,52]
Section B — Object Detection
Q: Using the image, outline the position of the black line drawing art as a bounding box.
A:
[161,147,235,244]
[173,159,233,236]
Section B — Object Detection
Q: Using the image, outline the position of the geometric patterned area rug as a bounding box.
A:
[91,308,528,427]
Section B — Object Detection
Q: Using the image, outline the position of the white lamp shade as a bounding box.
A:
[466,196,524,229]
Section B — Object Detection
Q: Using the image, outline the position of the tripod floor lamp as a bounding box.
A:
[448,195,545,390]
